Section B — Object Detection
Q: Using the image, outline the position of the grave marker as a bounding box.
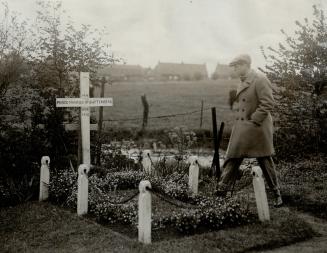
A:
[39,156,50,201]
[138,180,152,244]
[252,166,270,221]
[188,156,199,195]
[56,72,113,164]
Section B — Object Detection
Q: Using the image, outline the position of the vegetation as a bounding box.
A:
[0,201,316,252]
[0,2,326,252]
[49,154,253,235]
[261,5,327,159]
[0,0,119,204]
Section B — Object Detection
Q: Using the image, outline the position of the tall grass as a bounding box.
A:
[93,80,238,131]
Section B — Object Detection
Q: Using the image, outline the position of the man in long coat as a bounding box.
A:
[217,54,283,207]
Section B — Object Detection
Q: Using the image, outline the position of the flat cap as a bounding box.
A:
[229,54,251,66]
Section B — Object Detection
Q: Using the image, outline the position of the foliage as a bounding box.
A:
[0,1,30,98]
[49,164,253,234]
[278,154,327,219]
[49,169,77,205]
[154,198,252,234]
[100,144,140,172]
[166,126,197,156]
[261,5,327,158]
[0,0,119,205]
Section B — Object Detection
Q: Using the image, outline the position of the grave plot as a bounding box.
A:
[46,147,273,242]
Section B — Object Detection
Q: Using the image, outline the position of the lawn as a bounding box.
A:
[0,201,316,253]
[92,80,238,130]
[277,154,327,219]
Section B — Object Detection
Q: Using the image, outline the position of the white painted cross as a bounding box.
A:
[56,72,113,164]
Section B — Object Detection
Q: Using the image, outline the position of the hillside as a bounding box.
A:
[93,80,238,130]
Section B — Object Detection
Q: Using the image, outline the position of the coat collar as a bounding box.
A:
[236,69,256,98]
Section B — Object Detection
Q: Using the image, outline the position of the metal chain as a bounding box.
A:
[145,186,196,209]
[93,185,139,205]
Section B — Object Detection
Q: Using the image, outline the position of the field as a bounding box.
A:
[93,80,238,131]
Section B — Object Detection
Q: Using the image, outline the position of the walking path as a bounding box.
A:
[261,208,327,253]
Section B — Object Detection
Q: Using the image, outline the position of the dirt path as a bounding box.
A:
[260,208,327,253]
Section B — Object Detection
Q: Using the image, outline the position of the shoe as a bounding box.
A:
[274,196,283,208]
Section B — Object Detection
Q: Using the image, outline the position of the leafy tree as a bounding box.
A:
[261,5,327,158]
[27,1,119,166]
[0,1,29,99]
[0,1,119,204]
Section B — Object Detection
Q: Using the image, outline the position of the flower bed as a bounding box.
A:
[49,168,254,236]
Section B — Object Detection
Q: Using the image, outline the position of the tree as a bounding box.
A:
[0,1,29,99]
[261,5,327,157]
[31,1,117,95]
[29,1,119,166]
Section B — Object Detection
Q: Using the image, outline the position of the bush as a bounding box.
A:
[262,5,327,158]
[49,169,77,205]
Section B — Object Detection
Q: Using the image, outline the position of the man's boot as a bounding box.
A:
[274,190,283,207]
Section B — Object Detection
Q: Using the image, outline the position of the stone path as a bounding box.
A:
[260,208,327,253]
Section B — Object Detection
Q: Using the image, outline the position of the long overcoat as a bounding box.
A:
[225,70,275,158]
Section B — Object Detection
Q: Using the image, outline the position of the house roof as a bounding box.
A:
[214,63,235,77]
[154,62,208,77]
[214,63,234,74]
[97,64,146,77]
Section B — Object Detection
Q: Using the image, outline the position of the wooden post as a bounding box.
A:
[211,107,218,177]
[96,77,106,165]
[216,122,225,179]
[138,180,152,244]
[141,94,149,131]
[252,166,270,222]
[188,156,199,195]
[77,164,90,216]
[39,156,50,201]
[200,100,204,128]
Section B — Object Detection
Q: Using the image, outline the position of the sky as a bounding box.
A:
[6,0,327,74]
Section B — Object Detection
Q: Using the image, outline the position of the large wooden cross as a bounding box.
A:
[56,72,113,165]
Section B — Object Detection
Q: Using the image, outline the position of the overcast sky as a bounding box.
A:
[7,0,327,74]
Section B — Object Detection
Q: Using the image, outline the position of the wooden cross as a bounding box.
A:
[56,72,113,165]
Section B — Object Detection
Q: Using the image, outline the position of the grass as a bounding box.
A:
[278,154,327,219]
[92,80,237,130]
[0,200,317,253]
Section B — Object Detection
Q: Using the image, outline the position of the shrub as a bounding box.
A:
[101,145,140,172]
[261,5,327,158]
[49,169,77,205]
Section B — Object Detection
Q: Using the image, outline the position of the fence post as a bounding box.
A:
[138,180,152,244]
[39,156,50,201]
[200,100,204,128]
[142,150,152,174]
[77,164,90,216]
[252,166,270,221]
[141,94,149,131]
[188,156,199,195]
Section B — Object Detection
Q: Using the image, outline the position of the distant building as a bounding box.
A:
[154,62,208,81]
[212,63,237,80]
[97,64,147,82]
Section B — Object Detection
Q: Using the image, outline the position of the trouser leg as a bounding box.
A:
[218,158,243,190]
[257,156,281,197]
